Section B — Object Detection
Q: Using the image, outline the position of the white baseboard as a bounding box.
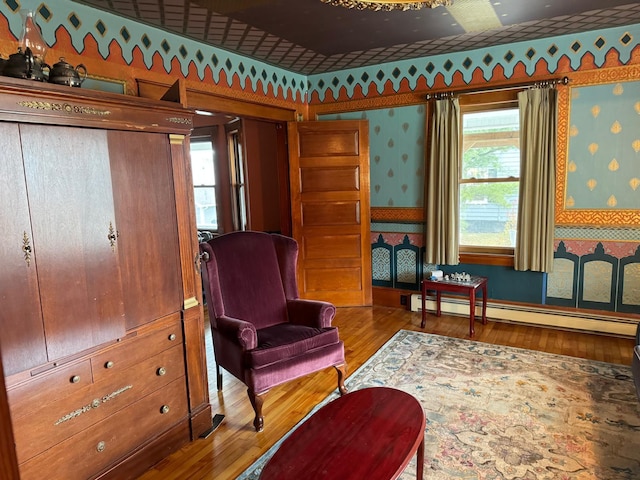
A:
[410,294,638,338]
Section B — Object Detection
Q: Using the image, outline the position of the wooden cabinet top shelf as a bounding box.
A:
[0,76,194,134]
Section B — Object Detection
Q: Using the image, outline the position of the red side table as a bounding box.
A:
[421,275,488,336]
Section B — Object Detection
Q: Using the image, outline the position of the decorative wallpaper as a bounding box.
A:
[308,24,640,103]
[566,80,640,210]
[320,106,426,208]
[0,0,307,102]
[547,240,640,313]
[1,1,639,106]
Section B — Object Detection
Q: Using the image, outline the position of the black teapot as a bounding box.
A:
[49,57,87,87]
[3,47,49,81]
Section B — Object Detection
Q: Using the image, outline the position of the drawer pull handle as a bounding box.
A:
[105,361,115,369]
[160,405,170,414]
[157,367,167,376]
[70,375,80,384]
[96,441,106,453]
[168,333,177,341]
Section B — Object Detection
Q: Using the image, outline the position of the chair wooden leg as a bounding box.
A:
[216,363,223,391]
[335,364,348,396]
[248,388,265,432]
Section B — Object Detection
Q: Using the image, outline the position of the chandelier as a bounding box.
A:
[320,0,452,11]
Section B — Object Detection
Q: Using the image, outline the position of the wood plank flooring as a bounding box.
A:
[138,306,636,480]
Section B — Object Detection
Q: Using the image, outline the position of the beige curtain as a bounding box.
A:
[515,87,558,272]
[425,97,460,265]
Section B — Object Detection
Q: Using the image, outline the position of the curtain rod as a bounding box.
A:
[425,76,570,100]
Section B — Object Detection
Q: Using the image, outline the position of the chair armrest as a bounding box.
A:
[287,299,336,328]
[216,315,258,351]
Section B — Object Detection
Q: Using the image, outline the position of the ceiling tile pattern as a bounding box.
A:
[74,0,640,75]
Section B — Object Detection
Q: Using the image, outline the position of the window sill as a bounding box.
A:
[459,251,514,267]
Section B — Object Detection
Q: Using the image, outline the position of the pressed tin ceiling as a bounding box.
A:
[73,0,640,75]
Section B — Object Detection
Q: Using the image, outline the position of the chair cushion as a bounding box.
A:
[247,324,340,369]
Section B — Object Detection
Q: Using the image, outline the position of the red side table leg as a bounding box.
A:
[421,282,426,328]
[469,288,476,337]
[481,283,488,325]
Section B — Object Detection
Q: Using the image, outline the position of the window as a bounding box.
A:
[227,127,247,231]
[191,139,218,231]
[459,101,520,256]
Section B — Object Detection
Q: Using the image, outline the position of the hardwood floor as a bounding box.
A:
[138,306,636,480]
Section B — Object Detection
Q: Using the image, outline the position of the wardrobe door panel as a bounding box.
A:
[20,125,125,361]
[0,123,47,375]
[108,131,181,329]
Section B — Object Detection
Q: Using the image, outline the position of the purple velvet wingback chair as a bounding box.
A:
[200,231,347,431]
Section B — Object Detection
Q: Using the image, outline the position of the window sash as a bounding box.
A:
[459,94,520,259]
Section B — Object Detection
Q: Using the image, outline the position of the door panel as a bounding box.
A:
[0,123,47,375]
[288,120,371,306]
[21,125,125,361]
[301,166,359,192]
[108,131,182,329]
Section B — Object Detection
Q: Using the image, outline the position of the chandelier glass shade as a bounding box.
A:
[320,0,452,11]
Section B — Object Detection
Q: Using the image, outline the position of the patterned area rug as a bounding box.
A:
[238,330,640,479]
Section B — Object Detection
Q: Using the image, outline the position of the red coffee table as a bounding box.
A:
[259,387,425,480]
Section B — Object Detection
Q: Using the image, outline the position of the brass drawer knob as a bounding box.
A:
[96,441,106,453]
[160,405,170,414]
[157,367,167,376]
[105,361,115,369]
[70,375,81,384]
[168,333,176,341]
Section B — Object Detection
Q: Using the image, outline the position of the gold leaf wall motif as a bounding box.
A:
[608,158,619,171]
[633,139,640,153]
[569,125,579,137]
[635,101,640,115]
[568,160,577,172]
[588,143,599,155]
[591,105,600,118]
[607,195,618,207]
[613,83,624,95]
[610,121,622,134]
[630,178,640,191]
[587,179,597,190]
[566,196,575,207]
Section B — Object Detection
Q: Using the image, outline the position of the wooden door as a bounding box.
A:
[0,123,47,376]
[108,131,182,329]
[21,125,126,361]
[288,120,372,307]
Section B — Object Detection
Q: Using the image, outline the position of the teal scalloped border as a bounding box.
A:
[307,24,640,102]
[1,0,307,101]
[2,1,640,104]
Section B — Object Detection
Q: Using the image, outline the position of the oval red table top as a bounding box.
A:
[259,387,425,480]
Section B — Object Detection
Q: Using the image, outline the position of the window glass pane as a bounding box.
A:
[460,182,519,248]
[191,141,215,186]
[194,186,217,230]
[460,106,520,249]
[462,109,520,179]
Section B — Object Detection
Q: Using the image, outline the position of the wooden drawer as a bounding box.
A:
[91,314,183,383]
[18,377,188,480]
[13,344,185,464]
[8,360,92,420]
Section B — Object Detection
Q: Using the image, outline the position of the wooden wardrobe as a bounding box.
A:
[0,76,211,479]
